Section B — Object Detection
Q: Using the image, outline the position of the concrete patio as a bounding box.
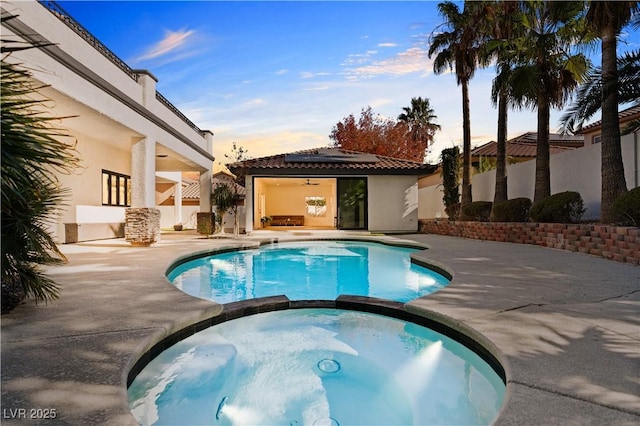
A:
[1,230,638,425]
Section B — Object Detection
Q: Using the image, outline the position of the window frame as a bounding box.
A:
[102,169,131,207]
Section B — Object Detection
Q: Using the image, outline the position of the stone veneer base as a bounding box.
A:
[125,207,161,247]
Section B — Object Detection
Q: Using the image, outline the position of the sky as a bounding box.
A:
[57,1,639,170]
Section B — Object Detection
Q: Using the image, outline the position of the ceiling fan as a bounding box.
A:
[302,178,320,186]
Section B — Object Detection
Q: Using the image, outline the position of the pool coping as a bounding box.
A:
[126,295,508,390]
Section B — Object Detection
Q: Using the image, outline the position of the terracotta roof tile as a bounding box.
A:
[227,147,436,175]
[181,182,200,199]
[471,132,583,158]
[176,175,246,200]
[579,104,640,133]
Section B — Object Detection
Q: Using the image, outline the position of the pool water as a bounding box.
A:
[129,309,505,425]
[168,241,450,303]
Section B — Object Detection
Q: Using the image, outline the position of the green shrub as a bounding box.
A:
[459,201,493,222]
[611,187,640,226]
[441,147,460,220]
[445,202,460,221]
[490,198,532,222]
[530,191,585,223]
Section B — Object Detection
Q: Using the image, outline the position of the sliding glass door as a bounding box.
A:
[337,177,367,230]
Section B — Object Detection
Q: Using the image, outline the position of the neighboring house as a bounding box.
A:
[158,171,247,232]
[579,104,640,145]
[2,1,214,244]
[227,147,436,233]
[470,132,584,169]
[419,109,639,220]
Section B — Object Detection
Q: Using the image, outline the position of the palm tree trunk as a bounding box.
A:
[461,78,473,206]
[493,89,508,205]
[600,27,627,223]
[534,93,551,204]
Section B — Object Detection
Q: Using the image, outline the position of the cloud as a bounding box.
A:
[275,69,289,75]
[300,71,332,79]
[343,47,433,80]
[341,50,378,66]
[378,42,398,47]
[245,98,266,106]
[303,85,329,92]
[135,29,196,62]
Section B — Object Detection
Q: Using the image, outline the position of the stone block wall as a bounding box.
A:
[419,219,640,265]
[125,208,161,246]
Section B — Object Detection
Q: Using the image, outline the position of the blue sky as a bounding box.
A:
[58,1,639,169]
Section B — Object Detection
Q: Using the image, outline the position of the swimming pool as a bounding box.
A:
[128,308,505,425]
[168,240,450,303]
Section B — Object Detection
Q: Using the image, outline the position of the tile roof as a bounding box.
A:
[579,104,640,133]
[181,182,200,199]
[227,147,436,176]
[471,132,584,158]
[472,141,576,158]
[175,175,246,200]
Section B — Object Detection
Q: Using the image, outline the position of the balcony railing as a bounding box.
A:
[39,0,205,136]
[155,92,202,135]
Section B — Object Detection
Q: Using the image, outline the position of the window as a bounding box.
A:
[102,170,131,206]
[593,135,601,144]
[305,196,327,217]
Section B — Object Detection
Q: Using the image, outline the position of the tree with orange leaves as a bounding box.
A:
[329,105,436,163]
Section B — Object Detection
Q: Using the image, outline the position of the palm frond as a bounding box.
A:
[1,54,80,305]
[559,49,640,133]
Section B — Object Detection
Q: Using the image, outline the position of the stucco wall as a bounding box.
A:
[368,175,419,232]
[420,133,639,221]
[54,129,131,239]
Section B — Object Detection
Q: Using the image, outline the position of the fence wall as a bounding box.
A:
[420,134,639,221]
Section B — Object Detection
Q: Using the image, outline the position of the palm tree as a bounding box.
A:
[429,1,481,207]
[581,1,638,223]
[508,0,590,203]
[397,97,441,162]
[477,1,521,213]
[1,33,81,310]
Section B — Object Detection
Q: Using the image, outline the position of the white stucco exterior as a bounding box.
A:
[244,174,421,234]
[367,175,419,232]
[419,132,639,221]
[2,1,214,242]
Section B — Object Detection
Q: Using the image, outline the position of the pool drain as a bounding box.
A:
[317,359,341,373]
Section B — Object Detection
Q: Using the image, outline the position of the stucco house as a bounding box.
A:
[470,132,584,168]
[227,147,436,233]
[2,1,214,244]
[579,104,640,146]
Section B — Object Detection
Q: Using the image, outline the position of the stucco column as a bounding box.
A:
[199,170,212,213]
[126,137,160,246]
[174,181,183,225]
[244,175,253,234]
[135,70,158,107]
[131,137,156,208]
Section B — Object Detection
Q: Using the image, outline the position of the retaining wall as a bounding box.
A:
[418,219,639,265]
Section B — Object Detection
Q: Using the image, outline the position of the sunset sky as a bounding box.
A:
[58,1,639,169]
